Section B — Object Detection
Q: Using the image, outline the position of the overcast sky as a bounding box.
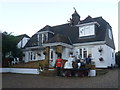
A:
[0,0,119,51]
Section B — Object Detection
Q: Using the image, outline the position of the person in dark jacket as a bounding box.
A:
[86,54,92,64]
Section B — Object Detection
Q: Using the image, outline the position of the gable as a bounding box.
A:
[16,34,30,44]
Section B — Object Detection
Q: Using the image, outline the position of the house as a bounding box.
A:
[11,34,30,64]
[2,33,30,66]
[16,34,30,49]
[23,9,115,68]
[12,34,30,64]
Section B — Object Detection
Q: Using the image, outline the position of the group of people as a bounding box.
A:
[55,53,92,76]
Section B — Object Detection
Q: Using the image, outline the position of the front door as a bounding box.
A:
[49,48,57,68]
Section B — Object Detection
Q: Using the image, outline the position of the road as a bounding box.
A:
[2,69,119,88]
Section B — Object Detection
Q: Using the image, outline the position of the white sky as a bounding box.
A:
[0,0,119,51]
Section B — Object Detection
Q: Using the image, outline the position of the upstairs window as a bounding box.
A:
[37,33,48,45]
[42,33,48,43]
[108,29,112,39]
[79,24,95,37]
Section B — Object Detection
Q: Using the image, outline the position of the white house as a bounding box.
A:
[11,34,30,64]
[23,9,115,68]
[16,34,30,49]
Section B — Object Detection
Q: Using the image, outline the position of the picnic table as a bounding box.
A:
[61,68,90,77]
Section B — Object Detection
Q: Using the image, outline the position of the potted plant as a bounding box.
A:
[98,47,103,52]
[99,57,104,61]
[37,53,41,56]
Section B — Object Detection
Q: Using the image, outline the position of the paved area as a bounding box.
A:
[2,69,119,88]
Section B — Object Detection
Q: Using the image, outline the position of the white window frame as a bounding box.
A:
[79,24,95,37]
[79,48,92,59]
[42,33,48,44]
[108,29,112,39]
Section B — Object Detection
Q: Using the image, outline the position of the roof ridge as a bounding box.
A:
[52,23,69,28]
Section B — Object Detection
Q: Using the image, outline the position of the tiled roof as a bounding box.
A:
[25,16,115,49]
[46,34,72,45]
[80,15,95,24]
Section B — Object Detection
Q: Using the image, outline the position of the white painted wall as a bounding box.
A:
[23,43,115,68]
[62,47,71,60]
[74,44,115,68]
[17,37,30,48]
[23,50,45,63]
[92,45,107,68]
[92,44,115,68]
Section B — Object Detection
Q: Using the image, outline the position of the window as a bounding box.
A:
[79,48,92,59]
[42,33,48,43]
[37,33,48,45]
[37,34,42,45]
[83,51,87,58]
[79,24,95,37]
[112,52,114,58]
[33,52,36,60]
[108,29,112,39]
[30,52,33,60]
[88,48,92,57]
[79,48,87,59]
[28,52,31,60]
[51,51,53,60]
[80,49,82,58]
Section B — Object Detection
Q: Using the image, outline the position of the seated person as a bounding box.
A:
[86,54,92,64]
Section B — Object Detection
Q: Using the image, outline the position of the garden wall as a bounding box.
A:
[0,68,40,74]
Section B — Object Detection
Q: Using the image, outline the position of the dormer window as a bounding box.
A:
[37,33,48,45]
[42,33,48,43]
[37,31,54,45]
[108,28,112,39]
[79,24,95,37]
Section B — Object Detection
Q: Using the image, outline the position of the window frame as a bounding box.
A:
[79,24,95,37]
[108,28,112,39]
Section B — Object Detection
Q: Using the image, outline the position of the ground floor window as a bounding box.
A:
[28,52,31,60]
[33,52,36,60]
[28,52,33,60]
[79,48,92,59]
[83,50,87,59]
[30,52,33,60]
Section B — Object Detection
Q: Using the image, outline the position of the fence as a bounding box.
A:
[0,68,40,74]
